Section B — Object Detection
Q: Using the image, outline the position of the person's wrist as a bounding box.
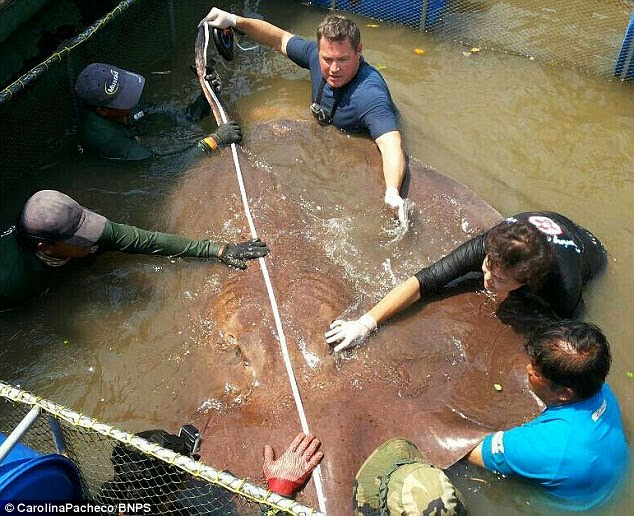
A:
[384,186,401,206]
[267,477,302,497]
[359,313,377,331]
[201,135,219,151]
[385,186,399,196]
[228,13,238,28]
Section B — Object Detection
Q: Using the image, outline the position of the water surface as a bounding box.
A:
[1,1,632,513]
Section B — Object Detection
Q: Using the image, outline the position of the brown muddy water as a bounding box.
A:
[0,0,632,514]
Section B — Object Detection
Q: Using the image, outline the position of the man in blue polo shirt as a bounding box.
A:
[467,320,628,510]
[200,7,409,222]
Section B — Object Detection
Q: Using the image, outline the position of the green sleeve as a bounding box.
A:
[139,94,210,124]
[106,134,154,161]
[97,221,223,258]
[156,142,210,159]
[79,109,154,161]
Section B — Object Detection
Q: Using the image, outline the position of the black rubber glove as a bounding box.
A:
[189,64,222,93]
[218,238,269,269]
[205,68,222,94]
[185,93,212,122]
[199,120,243,152]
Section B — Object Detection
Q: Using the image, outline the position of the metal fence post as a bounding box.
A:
[0,406,42,463]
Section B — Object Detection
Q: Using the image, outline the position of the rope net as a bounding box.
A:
[0,382,320,515]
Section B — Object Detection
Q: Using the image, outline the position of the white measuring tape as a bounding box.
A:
[199,25,327,514]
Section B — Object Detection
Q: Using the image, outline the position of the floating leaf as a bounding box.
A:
[414,48,425,55]
[63,340,69,345]
[367,23,379,28]
[470,47,481,53]
[377,64,387,70]
[626,371,634,378]
[493,383,503,391]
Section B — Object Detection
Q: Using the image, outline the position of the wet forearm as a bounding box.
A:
[235,16,293,55]
[368,276,421,326]
[376,131,405,191]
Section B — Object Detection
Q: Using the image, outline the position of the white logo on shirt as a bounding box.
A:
[527,215,580,252]
[528,215,562,236]
[491,431,505,454]
[592,399,607,422]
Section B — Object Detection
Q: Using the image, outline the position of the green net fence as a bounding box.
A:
[309,0,634,78]
[0,0,221,202]
[0,382,321,515]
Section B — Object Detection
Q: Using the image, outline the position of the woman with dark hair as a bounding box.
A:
[326,212,606,352]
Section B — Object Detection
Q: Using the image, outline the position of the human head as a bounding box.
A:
[525,321,611,403]
[16,190,107,258]
[75,63,145,111]
[353,437,466,515]
[483,220,553,293]
[316,15,363,88]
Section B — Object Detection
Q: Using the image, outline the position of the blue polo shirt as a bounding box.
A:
[482,384,628,509]
[286,36,399,140]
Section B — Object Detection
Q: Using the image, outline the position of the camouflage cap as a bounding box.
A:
[353,437,466,515]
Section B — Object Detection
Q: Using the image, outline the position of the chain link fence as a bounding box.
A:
[309,0,634,79]
[0,382,320,515]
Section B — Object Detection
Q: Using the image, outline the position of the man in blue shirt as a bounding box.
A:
[467,320,628,510]
[200,7,409,221]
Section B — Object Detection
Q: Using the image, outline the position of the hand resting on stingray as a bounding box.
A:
[326,211,606,352]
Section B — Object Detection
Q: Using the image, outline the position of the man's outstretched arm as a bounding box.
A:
[200,7,295,56]
[375,130,407,218]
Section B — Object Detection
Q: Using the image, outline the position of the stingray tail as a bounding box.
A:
[195,25,227,126]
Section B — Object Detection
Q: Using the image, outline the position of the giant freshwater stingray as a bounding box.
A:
[167,31,545,513]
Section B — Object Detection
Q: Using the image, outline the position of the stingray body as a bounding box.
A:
[166,106,543,511]
[188,27,543,511]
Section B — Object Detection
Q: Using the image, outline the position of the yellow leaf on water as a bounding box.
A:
[63,340,69,345]
[626,371,634,378]
[471,47,481,53]
[377,64,387,70]
[367,23,379,28]
[414,48,425,55]
[493,383,503,391]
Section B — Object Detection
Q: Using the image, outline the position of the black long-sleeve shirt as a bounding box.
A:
[414,212,606,318]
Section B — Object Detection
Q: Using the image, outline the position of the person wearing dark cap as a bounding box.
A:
[75,63,242,161]
[0,190,269,310]
[353,437,466,515]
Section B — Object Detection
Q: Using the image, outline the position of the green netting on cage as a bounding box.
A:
[0,0,219,196]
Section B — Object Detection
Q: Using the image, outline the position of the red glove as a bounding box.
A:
[263,432,324,497]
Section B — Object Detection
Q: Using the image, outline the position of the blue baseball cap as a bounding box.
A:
[75,63,145,109]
